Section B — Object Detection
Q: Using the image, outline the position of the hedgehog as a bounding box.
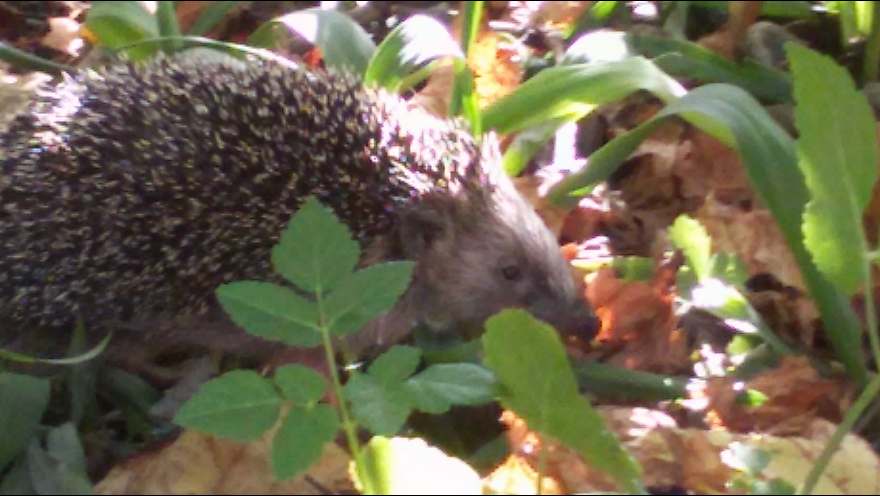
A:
[0,55,598,356]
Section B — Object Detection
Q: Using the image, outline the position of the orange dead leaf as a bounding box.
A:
[699,356,851,435]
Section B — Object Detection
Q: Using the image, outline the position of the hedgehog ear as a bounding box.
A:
[399,196,457,257]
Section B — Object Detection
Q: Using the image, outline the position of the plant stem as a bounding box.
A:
[316,293,365,483]
[799,371,880,494]
[863,256,880,373]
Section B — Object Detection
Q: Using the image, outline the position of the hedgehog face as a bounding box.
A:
[398,180,599,340]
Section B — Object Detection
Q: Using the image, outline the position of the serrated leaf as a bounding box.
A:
[344,373,411,436]
[271,404,339,481]
[355,436,482,495]
[271,197,359,295]
[669,215,712,281]
[248,8,375,74]
[787,43,878,295]
[324,262,415,336]
[273,365,327,405]
[216,281,321,347]
[405,364,496,414]
[482,309,643,493]
[174,370,281,442]
[0,373,50,472]
[368,346,422,386]
[364,14,462,91]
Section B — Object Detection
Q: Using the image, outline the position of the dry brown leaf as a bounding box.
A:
[699,356,852,435]
[95,429,353,495]
[469,31,523,109]
[697,1,763,60]
[584,267,689,373]
[494,406,880,494]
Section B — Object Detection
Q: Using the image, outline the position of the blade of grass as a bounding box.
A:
[156,1,183,52]
[188,1,242,36]
[0,42,74,74]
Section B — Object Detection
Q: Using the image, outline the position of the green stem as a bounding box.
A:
[863,255,880,373]
[863,1,880,83]
[799,371,880,494]
[316,292,365,482]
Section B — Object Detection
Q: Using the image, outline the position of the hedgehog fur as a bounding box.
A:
[0,56,596,348]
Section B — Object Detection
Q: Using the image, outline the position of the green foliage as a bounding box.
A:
[25,424,93,495]
[548,81,866,385]
[344,346,496,435]
[364,15,463,92]
[0,373,50,472]
[248,8,375,74]
[482,309,644,493]
[788,43,879,295]
[723,443,796,495]
[84,1,161,61]
[187,1,243,36]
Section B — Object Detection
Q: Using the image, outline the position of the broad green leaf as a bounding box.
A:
[787,43,878,294]
[368,346,422,385]
[0,373,50,472]
[271,404,339,480]
[272,197,359,295]
[450,1,483,127]
[545,83,866,384]
[356,436,482,495]
[273,365,326,405]
[484,57,685,135]
[26,440,93,495]
[324,262,415,336]
[669,215,712,281]
[248,8,375,75]
[626,33,792,103]
[187,1,241,36]
[174,370,281,442]
[364,15,462,91]
[405,363,496,414]
[344,373,411,435]
[216,281,321,347]
[84,1,160,61]
[483,309,643,492]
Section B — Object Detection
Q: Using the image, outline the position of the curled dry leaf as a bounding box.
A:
[493,406,880,494]
[584,267,689,373]
[696,356,852,436]
[96,426,352,494]
[469,30,523,109]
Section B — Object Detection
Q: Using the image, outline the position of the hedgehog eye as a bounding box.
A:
[501,265,522,281]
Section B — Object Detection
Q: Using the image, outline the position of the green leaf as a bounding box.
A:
[174,370,281,442]
[344,373,411,436]
[247,8,375,75]
[484,57,684,135]
[482,309,643,492]
[787,43,879,294]
[271,404,339,480]
[187,1,241,36]
[356,436,483,495]
[323,261,415,336]
[368,346,422,385]
[45,424,87,476]
[364,15,462,91]
[625,33,792,103]
[0,42,73,74]
[155,1,182,52]
[546,83,867,385]
[84,1,160,61]
[216,281,321,347]
[26,439,94,495]
[405,363,496,414]
[0,373,50,472]
[736,389,769,408]
[273,365,327,405]
[272,197,360,295]
[669,215,712,281]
